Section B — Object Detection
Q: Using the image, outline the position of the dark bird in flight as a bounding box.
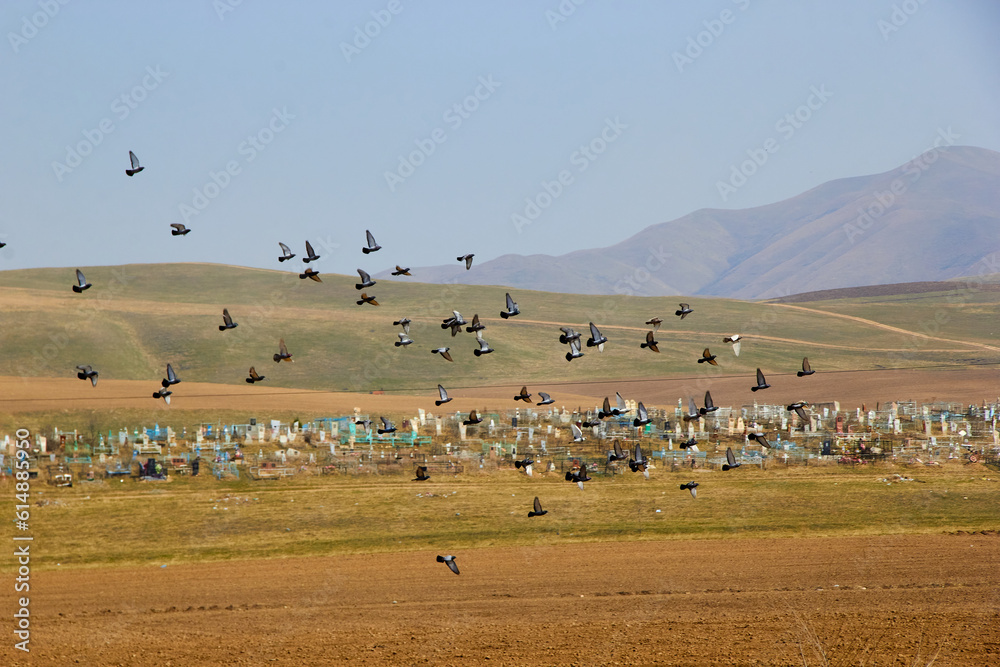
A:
[675,303,693,319]
[395,333,414,347]
[751,368,770,392]
[0,241,6,249]
[607,439,627,463]
[558,327,581,345]
[515,456,535,477]
[683,397,701,423]
[363,230,381,254]
[436,554,459,574]
[640,330,659,353]
[787,402,810,422]
[161,363,180,388]
[798,357,815,377]
[299,268,321,282]
[273,339,292,363]
[698,348,718,366]
[355,417,371,434]
[500,292,519,319]
[431,347,453,362]
[219,308,237,331]
[566,337,584,362]
[633,402,650,427]
[679,481,699,498]
[391,265,411,276]
[581,418,600,428]
[245,366,266,384]
[537,392,554,406]
[278,242,295,262]
[72,269,92,293]
[414,466,431,481]
[586,322,608,351]
[75,365,98,387]
[514,386,532,402]
[393,318,411,334]
[125,150,144,176]
[646,317,662,332]
[473,333,493,356]
[152,388,172,404]
[302,240,320,263]
[170,223,190,236]
[700,391,719,415]
[723,334,742,357]
[565,463,591,490]
[722,447,741,471]
[457,253,474,270]
[377,416,396,434]
[463,410,482,426]
[465,313,485,334]
[442,310,467,332]
[679,437,698,450]
[356,292,379,306]
[748,431,771,448]
[527,496,547,517]
[598,396,618,420]
[356,269,376,290]
[628,443,649,478]
[435,384,452,406]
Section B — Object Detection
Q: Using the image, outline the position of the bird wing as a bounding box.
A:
[279,242,291,255]
[616,392,627,411]
[166,364,176,383]
[446,558,459,575]
[468,409,478,422]
[703,348,712,359]
[637,402,648,420]
[726,447,736,467]
[704,391,714,410]
[756,368,766,385]
[279,339,289,356]
[441,350,453,362]
[358,268,371,282]
[688,397,698,416]
[222,308,232,325]
[732,340,741,357]
[795,407,809,421]
[366,230,377,248]
[506,292,515,310]
[634,443,644,462]
[129,151,141,169]
[571,423,583,438]
[249,366,259,380]
[305,240,315,256]
[613,439,624,458]
[645,331,655,345]
[802,357,812,372]
[533,497,543,514]
[438,384,449,401]
[690,486,697,498]
[76,269,86,285]
[380,416,392,428]
[602,396,611,414]
[589,322,602,340]
[170,223,185,232]
[76,364,92,373]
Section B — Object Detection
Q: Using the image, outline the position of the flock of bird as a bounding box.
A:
[60,152,825,576]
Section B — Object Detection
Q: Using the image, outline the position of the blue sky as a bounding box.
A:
[2,0,998,277]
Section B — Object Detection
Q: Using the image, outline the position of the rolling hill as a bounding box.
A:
[393,146,1000,300]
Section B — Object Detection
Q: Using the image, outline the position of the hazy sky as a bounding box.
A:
[3,1,999,277]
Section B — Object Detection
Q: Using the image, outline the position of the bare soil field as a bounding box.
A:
[9,534,998,666]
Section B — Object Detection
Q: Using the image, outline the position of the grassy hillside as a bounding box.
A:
[0,263,996,395]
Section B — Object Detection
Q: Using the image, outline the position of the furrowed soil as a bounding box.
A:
[9,534,999,666]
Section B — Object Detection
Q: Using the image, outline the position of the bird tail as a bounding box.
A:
[500,312,509,319]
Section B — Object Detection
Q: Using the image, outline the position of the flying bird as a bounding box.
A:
[435,384,452,406]
[629,443,649,479]
[414,466,431,481]
[442,310,467,330]
[170,223,191,236]
[787,402,810,422]
[245,367,266,384]
[500,292,519,319]
[161,363,180,388]
[473,333,493,356]
[219,308,238,331]
[581,418,600,428]
[273,339,292,363]
[679,481,699,498]
[355,417,371,434]
[377,416,396,434]
[566,337,584,362]
[356,292,379,306]
[683,397,701,423]
[436,554,459,575]
[615,392,630,415]
[514,386,532,402]
[798,357,816,377]
[558,327,581,344]
[748,431,771,448]
[72,269,92,293]
[640,330,659,353]
[679,437,698,450]
[723,334,742,357]
[565,463,591,490]
[299,268,321,282]
[514,456,535,477]
[363,230,381,254]
[125,150,144,176]
[463,410,482,426]
[586,322,608,351]
[302,240,320,263]
[152,388,172,404]
[751,368,770,392]
[698,348,718,366]
[646,317,662,332]
[537,392,554,406]
[607,439,627,463]
[395,333,414,347]
[570,423,584,442]
[633,402,650,427]
[465,314,485,334]
[700,391,719,415]
[722,447,741,471]
[527,496,547,517]
[675,303,693,319]
[598,396,618,420]
[431,347,453,362]
[355,269,376,290]
[277,242,296,262]
[457,253,474,270]
[75,365,98,387]
[393,318,411,334]
[391,265,411,276]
